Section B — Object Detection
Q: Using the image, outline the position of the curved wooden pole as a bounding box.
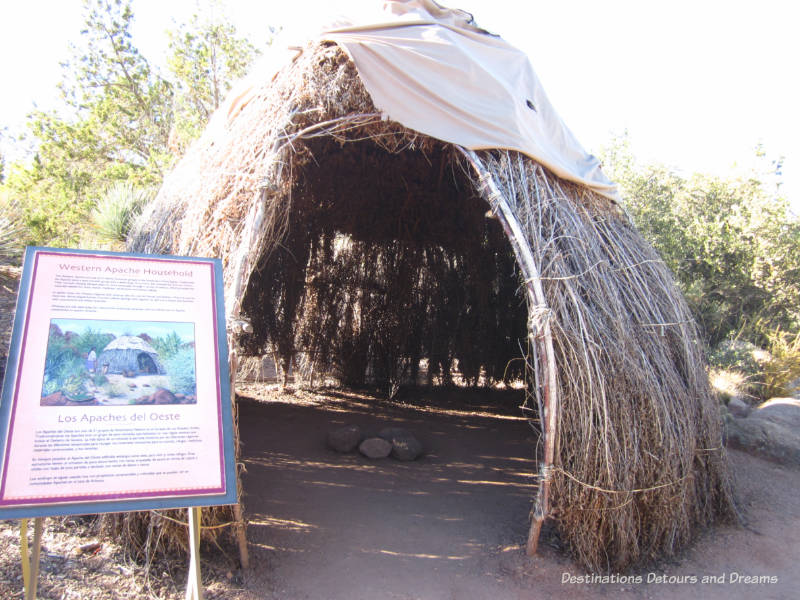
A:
[457,148,559,556]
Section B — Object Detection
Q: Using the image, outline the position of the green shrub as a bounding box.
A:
[152,331,183,361]
[42,350,89,399]
[91,183,154,244]
[763,330,800,398]
[0,192,24,262]
[708,339,769,376]
[166,347,196,395]
[104,380,130,398]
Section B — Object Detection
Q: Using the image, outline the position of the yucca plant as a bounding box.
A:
[91,183,155,245]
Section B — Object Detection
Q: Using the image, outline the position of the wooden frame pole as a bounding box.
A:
[458,148,559,556]
[185,507,204,600]
[228,351,250,570]
[20,517,44,600]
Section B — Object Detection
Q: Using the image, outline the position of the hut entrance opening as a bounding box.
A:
[239,136,531,401]
[137,353,158,374]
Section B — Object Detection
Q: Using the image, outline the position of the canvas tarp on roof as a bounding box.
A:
[319,0,619,201]
[222,0,617,202]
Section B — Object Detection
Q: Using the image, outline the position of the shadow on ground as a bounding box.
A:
[236,386,544,599]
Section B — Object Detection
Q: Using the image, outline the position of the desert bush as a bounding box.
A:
[165,347,196,395]
[708,368,751,403]
[762,330,800,398]
[0,192,24,262]
[42,350,89,399]
[708,339,769,376]
[104,380,131,398]
[91,183,154,245]
[151,331,184,361]
[602,137,800,348]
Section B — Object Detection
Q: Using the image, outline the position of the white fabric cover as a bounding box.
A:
[319,0,619,201]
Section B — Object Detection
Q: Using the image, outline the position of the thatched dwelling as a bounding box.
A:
[129,0,734,571]
[97,335,166,376]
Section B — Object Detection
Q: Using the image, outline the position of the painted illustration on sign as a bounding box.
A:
[40,319,197,407]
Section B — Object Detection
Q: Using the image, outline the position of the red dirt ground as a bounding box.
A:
[230,385,799,600]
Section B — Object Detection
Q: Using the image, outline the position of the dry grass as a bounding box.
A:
[102,506,238,566]
[710,368,752,401]
[763,330,800,398]
[128,41,735,571]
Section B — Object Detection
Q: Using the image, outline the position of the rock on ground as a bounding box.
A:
[378,426,414,442]
[390,435,423,461]
[379,426,423,460]
[359,437,392,459]
[727,396,751,418]
[751,398,800,428]
[327,424,364,453]
[725,398,800,466]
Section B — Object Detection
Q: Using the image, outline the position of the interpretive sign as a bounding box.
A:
[0,247,236,518]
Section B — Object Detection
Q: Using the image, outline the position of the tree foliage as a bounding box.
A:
[1,0,172,247]
[61,0,174,177]
[603,136,800,348]
[167,7,261,153]
[0,0,260,248]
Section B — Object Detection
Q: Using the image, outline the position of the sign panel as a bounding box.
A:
[0,247,236,518]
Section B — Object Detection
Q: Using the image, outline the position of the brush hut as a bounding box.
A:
[129,0,734,571]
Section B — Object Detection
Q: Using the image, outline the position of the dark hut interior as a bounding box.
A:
[238,138,530,397]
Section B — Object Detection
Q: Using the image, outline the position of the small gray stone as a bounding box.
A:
[359,437,392,459]
[390,435,423,461]
[327,424,363,453]
[727,397,751,418]
[378,427,414,443]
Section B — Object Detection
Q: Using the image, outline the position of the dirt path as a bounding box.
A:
[233,387,800,600]
[0,384,797,598]
[236,387,538,599]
